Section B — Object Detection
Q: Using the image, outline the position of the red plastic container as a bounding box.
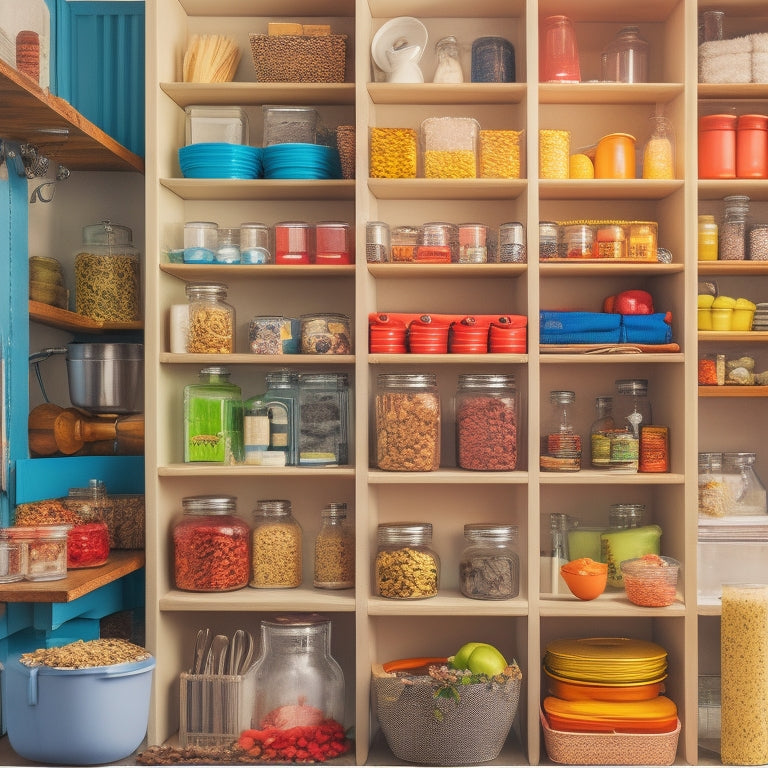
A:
[736,114,768,179]
[408,315,450,354]
[449,317,490,353]
[698,114,737,179]
[369,314,408,353]
[489,315,528,353]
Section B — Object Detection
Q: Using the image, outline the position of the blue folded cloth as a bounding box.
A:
[540,311,672,345]
[620,313,672,344]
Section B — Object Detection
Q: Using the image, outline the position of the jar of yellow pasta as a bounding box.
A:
[421,116,480,178]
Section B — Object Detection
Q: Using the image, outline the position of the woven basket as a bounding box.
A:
[372,663,522,765]
[249,34,347,83]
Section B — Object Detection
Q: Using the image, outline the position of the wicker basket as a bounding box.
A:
[371,663,522,765]
[249,34,347,83]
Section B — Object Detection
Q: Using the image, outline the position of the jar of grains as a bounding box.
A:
[375,373,440,471]
[698,452,727,518]
[375,522,440,599]
[720,195,751,260]
[314,502,355,589]
[460,523,520,600]
[75,220,140,322]
[249,499,302,588]
[173,495,250,592]
[185,282,235,354]
[455,373,519,470]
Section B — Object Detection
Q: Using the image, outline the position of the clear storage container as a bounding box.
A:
[185,105,249,145]
[541,390,581,472]
[601,26,648,83]
[274,221,311,264]
[262,106,318,146]
[314,502,354,589]
[459,523,520,599]
[185,282,235,354]
[698,451,727,517]
[249,500,302,588]
[239,223,271,264]
[722,452,768,515]
[184,221,218,264]
[375,522,439,599]
[421,117,479,178]
[0,525,71,581]
[300,313,352,354]
[298,373,350,466]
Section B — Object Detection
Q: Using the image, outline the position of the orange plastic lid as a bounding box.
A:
[699,114,738,130]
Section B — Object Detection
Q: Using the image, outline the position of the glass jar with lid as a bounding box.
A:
[699,451,728,517]
[541,390,581,471]
[722,452,768,515]
[173,494,250,591]
[376,374,440,471]
[239,222,271,264]
[471,36,515,83]
[459,523,520,599]
[314,502,354,589]
[601,26,648,83]
[249,499,302,588]
[643,114,675,179]
[375,522,439,598]
[183,221,217,263]
[455,373,519,471]
[720,195,751,260]
[698,214,719,261]
[185,282,235,354]
[613,379,652,472]
[433,35,463,83]
[75,220,140,322]
[251,614,345,732]
[590,396,615,468]
[63,480,111,569]
[298,373,350,466]
[539,221,559,259]
[608,503,647,529]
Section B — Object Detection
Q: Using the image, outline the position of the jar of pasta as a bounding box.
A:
[185,282,235,353]
[249,499,302,588]
[375,522,439,599]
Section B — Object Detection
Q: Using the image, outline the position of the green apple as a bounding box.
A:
[451,642,489,670]
[467,644,508,677]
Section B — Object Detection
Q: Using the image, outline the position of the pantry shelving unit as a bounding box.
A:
[144,0,767,764]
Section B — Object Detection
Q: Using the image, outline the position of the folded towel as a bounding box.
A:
[540,329,622,344]
[620,313,673,344]
[753,51,768,83]
[750,32,768,53]
[540,311,621,333]
[699,37,752,83]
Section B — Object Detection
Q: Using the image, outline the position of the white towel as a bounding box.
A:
[753,51,768,83]
[700,50,752,83]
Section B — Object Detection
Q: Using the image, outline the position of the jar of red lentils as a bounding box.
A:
[173,495,250,592]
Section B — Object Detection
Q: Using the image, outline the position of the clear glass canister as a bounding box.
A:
[263,369,300,465]
[240,222,271,264]
[375,522,440,598]
[561,223,595,259]
[590,395,615,468]
[613,378,652,472]
[456,373,519,471]
[457,223,488,263]
[314,502,355,589]
[185,282,235,354]
[251,614,345,730]
[366,221,390,263]
[173,494,250,591]
[539,221,559,259]
[183,221,217,263]
[459,523,520,599]
[300,313,352,354]
[601,25,648,83]
[608,503,647,529]
[249,499,302,588]
[0,525,71,581]
[298,372,349,466]
[375,373,440,471]
[421,116,479,179]
[541,390,581,471]
[643,114,675,179]
[722,452,768,515]
[698,451,728,517]
[274,221,311,264]
[720,195,751,260]
[698,214,719,261]
[75,220,140,322]
[63,480,110,569]
[315,221,352,265]
[433,35,463,83]
[216,227,240,263]
[183,366,244,464]
[418,222,456,263]
[497,222,526,263]
[391,224,421,262]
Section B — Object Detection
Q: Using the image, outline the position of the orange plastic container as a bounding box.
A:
[698,114,737,179]
[736,114,768,179]
[594,133,636,179]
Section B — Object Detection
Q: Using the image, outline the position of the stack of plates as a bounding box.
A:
[698,515,768,541]
[262,143,342,180]
[752,302,768,330]
[178,143,262,179]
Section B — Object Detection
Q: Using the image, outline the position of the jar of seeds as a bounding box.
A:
[375,522,439,599]
[249,499,302,588]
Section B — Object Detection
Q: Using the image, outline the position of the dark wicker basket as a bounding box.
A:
[249,34,347,83]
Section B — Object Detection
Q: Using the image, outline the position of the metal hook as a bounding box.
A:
[30,181,57,204]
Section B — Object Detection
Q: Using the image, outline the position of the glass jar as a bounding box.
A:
[274,221,311,264]
[590,395,615,468]
[314,502,355,589]
[216,227,240,264]
[455,373,519,471]
[420,117,479,179]
[700,9,725,43]
[173,494,250,591]
[720,195,751,260]
[698,214,719,261]
[457,223,488,263]
[239,222,271,264]
[750,224,768,261]
[185,282,235,354]
[722,452,768,515]
[251,614,345,731]
[698,451,728,517]
[471,36,515,83]
[549,512,571,594]
[375,373,440,471]
[300,313,352,354]
[459,523,519,599]
[643,114,675,179]
[613,378,652,472]
[315,221,352,265]
[183,366,244,464]
[249,499,302,588]
[298,372,350,466]
[365,221,390,263]
[261,369,299,465]
[375,522,439,599]
[561,223,595,259]
[539,221,559,259]
[601,26,648,83]
[539,15,580,83]
[75,220,140,322]
[391,224,421,262]
[608,503,647,529]
[541,390,581,472]
[418,221,456,263]
[497,222,526,263]
[433,35,463,83]
[64,480,110,569]
[183,221,217,263]
[0,525,71,581]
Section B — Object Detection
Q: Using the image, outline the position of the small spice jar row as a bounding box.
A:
[173,496,355,592]
[366,220,526,264]
[375,521,520,600]
[177,220,353,265]
[698,195,768,262]
[538,219,659,262]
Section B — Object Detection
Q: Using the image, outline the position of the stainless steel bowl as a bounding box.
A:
[66,343,144,414]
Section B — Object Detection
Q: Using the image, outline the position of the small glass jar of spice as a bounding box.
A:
[173,495,250,592]
[460,523,520,600]
[375,522,440,599]
[314,502,355,589]
[250,499,302,588]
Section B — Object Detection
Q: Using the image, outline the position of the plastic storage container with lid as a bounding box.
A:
[736,114,768,179]
[262,106,318,146]
[185,105,249,146]
[608,503,648,529]
[459,523,520,599]
[418,222,456,263]
[375,522,440,598]
[314,502,355,589]
[298,372,349,466]
[248,315,300,355]
[173,494,250,591]
[0,525,71,581]
[249,499,302,588]
[185,282,235,353]
[239,222,271,264]
[74,220,140,322]
[721,452,767,515]
[643,114,675,179]
[184,221,218,263]
[456,373,519,470]
[216,227,240,263]
[274,221,311,264]
[314,221,352,264]
[471,36,515,82]
[699,114,737,179]
[300,313,352,354]
[601,26,648,83]
[420,117,480,178]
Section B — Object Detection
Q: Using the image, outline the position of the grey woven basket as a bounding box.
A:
[372,664,522,765]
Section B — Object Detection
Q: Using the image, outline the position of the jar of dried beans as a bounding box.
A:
[375,373,440,471]
[314,502,354,589]
[460,523,519,599]
[249,499,302,588]
[455,373,519,471]
[375,522,440,599]
[173,495,250,591]
[185,282,235,354]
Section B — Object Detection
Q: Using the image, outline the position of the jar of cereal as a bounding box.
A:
[249,499,302,588]
[375,522,439,599]
[313,502,354,589]
[185,282,235,354]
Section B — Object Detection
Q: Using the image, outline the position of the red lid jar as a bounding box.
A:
[274,221,311,264]
[408,315,450,354]
[369,314,408,353]
[699,114,737,179]
[736,114,768,179]
[449,317,490,353]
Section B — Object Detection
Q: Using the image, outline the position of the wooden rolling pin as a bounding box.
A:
[54,408,144,455]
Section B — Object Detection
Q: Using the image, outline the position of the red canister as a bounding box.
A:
[408,315,450,354]
[736,114,768,179]
[698,114,737,179]
[449,317,490,354]
[369,314,408,354]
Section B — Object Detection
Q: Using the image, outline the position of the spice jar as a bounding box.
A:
[698,214,719,261]
[183,221,217,263]
[366,221,390,263]
[418,222,456,263]
[541,390,581,472]
[391,225,421,262]
[698,452,727,517]
[183,366,244,464]
[539,221,559,259]
[642,114,675,179]
[75,220,140,322]
[433,35,463,83]
[720,195,751,260]
[298,373,349,466]
[185,282,235,354]
[375,522,439,599]
[456,373,518,471]
[249,499,302,588]
[471,36,515,83]
[375,373,440,471]
[459,523,519,600]
[736,114,768,179]
[63,480,111,569]
[457,223,488,263]
[497,222,526,263]
[613,378,652,472]
[314,503,354,589]
[250,614,345,730]
[722,452,768,516]
[173,494,250,591]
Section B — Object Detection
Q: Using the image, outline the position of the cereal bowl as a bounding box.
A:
[620,555,680,607]
[560,558,608,601]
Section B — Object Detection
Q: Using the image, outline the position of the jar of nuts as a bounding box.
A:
[314,502,354,589]
[375,522,439,599]
[185,282,235,354]
[249,499,302,588]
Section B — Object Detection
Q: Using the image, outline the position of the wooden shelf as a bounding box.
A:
[160,178,354,201]
[698,261,768,275]
[0,60,143,173]
[29,301,143,334]
[699,385,768,397]
[540,261,683,276]
[368,82,526,105]
[160,263,354,280]
[539,82,683,105]
[699,330,768,342]
[161,81,355,107]
[367,263,526,277]
[0,550,144,603]
[368,178,527,200]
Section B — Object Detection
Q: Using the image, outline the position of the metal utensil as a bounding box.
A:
[192,627,211,674]
[210,634,229,735]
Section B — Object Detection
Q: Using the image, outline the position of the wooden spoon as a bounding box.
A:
[28,403,64,456]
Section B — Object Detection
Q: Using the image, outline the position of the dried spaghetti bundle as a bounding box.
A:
[183,34,240,83]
